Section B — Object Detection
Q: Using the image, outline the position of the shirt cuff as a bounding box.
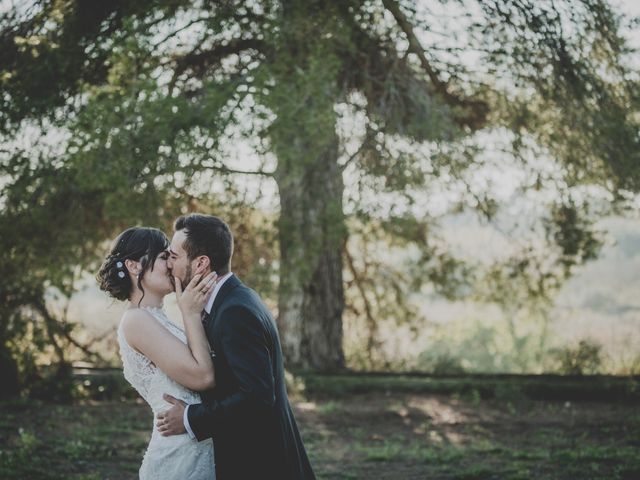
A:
[183,404,196,440]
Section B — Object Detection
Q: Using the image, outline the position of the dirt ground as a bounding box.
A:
[1,391,639,479]
[298,392,640,479]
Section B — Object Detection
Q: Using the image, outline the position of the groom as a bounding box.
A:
[157,213,315,479]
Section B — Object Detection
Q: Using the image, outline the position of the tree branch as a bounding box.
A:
[344,241,379,364]
[34,301,66,367]
[33,300,108,366]
[151,16,212,49]
[169,38,267,89]
[209,163,275,177]
[381,0,488,129]
[340,122,381,172]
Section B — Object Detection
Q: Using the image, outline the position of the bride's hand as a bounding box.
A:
[174,272,218,318]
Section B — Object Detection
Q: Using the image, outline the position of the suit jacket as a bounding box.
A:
[187,274,315,479]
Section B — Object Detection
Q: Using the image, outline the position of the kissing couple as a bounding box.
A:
[97,213,315,479]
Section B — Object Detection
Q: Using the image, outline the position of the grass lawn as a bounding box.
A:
[1,376,639,479]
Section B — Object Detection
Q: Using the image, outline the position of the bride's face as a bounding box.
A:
[140,252,173,296]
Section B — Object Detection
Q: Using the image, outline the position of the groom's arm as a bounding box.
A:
[187,305,275,441]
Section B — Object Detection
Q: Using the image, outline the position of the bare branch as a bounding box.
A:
[35,302,66,366]
[209,163,275,177]
[33,300,109,366]
[151,16,212,49]
[340,125,378,172]
[344,241,379,363]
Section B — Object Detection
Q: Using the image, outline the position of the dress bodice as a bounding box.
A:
[117,306,202,415]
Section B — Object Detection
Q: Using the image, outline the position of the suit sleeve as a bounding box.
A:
[187,306,275,441]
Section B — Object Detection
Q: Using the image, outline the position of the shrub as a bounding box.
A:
[550,340,604,375]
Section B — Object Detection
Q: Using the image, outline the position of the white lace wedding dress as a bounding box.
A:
[117,306,215,480]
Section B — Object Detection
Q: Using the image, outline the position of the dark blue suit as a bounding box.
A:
[187,274,315,479]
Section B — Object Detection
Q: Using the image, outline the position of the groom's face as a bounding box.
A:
[168,230,194,289]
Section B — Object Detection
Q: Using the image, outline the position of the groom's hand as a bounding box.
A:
[157,393,187,436]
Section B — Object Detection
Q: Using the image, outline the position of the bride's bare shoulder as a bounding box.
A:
[120,308,158,338]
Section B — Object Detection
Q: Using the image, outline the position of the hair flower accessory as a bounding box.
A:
[115,260,126,278]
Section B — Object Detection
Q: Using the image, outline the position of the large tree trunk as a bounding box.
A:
[267,1,346,371]
[274,133,346,371]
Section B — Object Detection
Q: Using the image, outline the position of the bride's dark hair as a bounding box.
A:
[97,227,170,305]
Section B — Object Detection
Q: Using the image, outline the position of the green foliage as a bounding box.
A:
[0,0,639,376]
[482,0,640,190]
[544,199,604,276]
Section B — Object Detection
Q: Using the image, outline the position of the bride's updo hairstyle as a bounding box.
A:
[97,227,170,304]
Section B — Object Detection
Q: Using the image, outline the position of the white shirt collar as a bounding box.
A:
[204,272,234,314]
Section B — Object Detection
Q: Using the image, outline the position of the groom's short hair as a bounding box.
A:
[174,214,233,275]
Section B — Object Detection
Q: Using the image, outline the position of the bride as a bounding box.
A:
[97,226,217,479]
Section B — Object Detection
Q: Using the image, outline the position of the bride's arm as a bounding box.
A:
[120,273,217,391]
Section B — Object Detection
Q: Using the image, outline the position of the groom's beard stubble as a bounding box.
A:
[169,263,191,292]
[183,263,193,289]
